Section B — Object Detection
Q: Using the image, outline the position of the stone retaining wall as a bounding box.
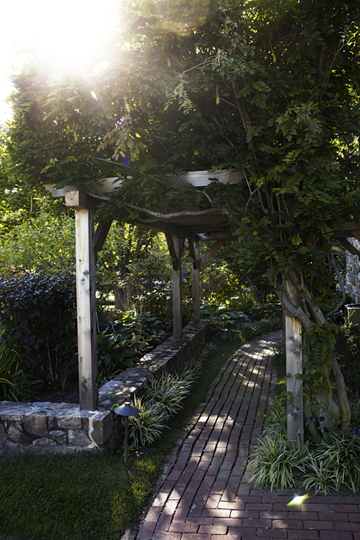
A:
[0,321,211,455]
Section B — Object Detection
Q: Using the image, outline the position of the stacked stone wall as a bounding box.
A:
[0,321,211,455]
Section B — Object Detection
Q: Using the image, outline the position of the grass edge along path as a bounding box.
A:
[0,335,251,540]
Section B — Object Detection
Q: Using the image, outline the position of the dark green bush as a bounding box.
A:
[0,272,76,387]
[97,311,169,383]
[200,303,283,341]
[249,302,283,321]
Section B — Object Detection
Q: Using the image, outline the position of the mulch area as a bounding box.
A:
[135,331,360,540]
[28,378,79,404]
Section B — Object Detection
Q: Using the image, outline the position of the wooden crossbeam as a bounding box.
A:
[165,233,184,270]
[350,230,360,242]
[337,238,360,258]
[93,221,112,255]
[200,239,228,268]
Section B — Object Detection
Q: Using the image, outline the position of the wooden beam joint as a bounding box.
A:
[337,238,360,258]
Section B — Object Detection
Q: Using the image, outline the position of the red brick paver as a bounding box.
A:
[136,332,360,540]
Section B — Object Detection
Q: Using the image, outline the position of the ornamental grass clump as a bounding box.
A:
[301,458,339,494]
[145,373,189,415]
[128,397,168,448]
[314,431,360,494]
[249,431,311,490]
[127,350,205,448]
[249,388,360,493]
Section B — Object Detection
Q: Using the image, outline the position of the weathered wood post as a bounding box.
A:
[166,234,183,340]
[188,239,201,324]
[285,280,304,442]
[66,191,98,410]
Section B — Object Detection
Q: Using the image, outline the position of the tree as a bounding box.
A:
[5,0,360,437]
[6,68,117,189]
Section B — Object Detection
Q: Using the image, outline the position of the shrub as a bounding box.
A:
[240,317,283,341]
[97,311,169,384]
[249,302,283,321]
[0,272,76,387]
[200,263,242,306]
[200,304,283,341]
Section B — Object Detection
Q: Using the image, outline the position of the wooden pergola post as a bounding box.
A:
[285,280,304,442]
[166,234,183,340]
[66,191,98,410]
[188,239,201,324]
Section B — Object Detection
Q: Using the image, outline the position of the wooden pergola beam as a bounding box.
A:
[200,239,228,268]
[93,221,113,258]
[337,238,360,258]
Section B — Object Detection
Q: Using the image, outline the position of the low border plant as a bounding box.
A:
[249,431,311,490]
[249,393,360,494]
[125,347,209,448]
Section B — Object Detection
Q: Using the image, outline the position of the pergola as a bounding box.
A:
[46,172,360,443]
[46,170,243,411]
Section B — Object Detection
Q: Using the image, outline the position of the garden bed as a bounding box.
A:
[0,321,211,455]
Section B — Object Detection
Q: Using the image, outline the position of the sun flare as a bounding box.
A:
[26,0,119,77]
[1,0,119,108]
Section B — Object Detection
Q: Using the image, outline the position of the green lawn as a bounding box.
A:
[0,337,244,540]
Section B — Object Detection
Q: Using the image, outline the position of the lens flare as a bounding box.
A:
[90,91,99,102]
[156,1,210,36]
[287,494,309,506]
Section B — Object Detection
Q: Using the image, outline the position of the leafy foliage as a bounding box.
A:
[200,302,282,340]
[0,272,76,387]
[336,322,360,393]
[96,223,172,314]
[97,311,169,384]
[200,263,243,306]
[6,69,117,189]
[127,349,206,447]
[249,393,360,493]
[249,432,310,490]
[0,324,31,401]
[0,198,75,277]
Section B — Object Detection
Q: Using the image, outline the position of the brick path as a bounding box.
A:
[136,331,360,540]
